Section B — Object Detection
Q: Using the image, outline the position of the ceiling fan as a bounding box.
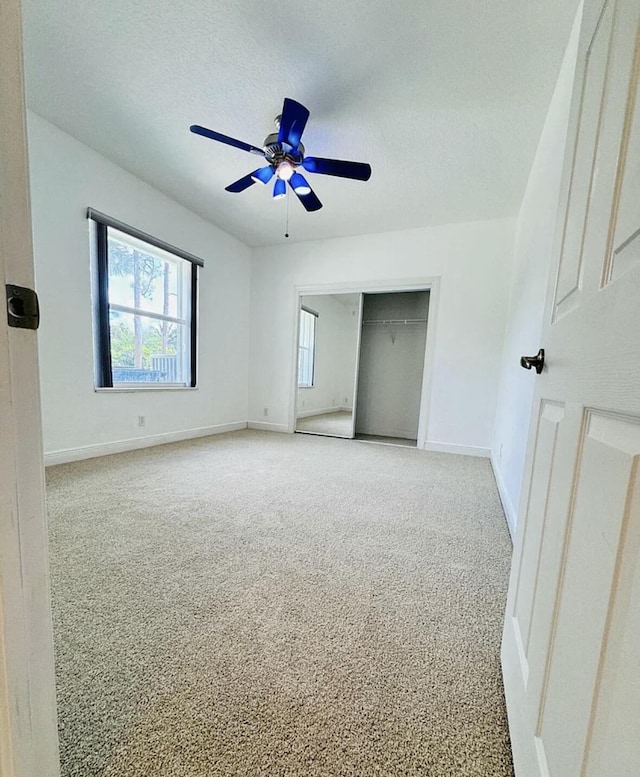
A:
[190,98,372,212]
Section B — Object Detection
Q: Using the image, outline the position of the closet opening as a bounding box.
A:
[355,291,429,447]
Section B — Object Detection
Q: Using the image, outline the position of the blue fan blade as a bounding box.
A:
[277,98,310,149]
[302,156,371,181]
[251,166,274,184]
[190,125,265,156]
[288,180,322,212]
[273,178,286,199]
[225,171,260,193]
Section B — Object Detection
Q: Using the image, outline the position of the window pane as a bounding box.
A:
[298,348,309,385]
[109,310,189,384]
[298,309,316,386]
[93,219,197,389]
[107,229,183,318]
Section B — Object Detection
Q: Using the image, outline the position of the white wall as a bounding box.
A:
[27,113,252,461]
[491,14,581,535]
[296,294,359,417]
[249,218,515,454]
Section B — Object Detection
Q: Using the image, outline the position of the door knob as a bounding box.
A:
[520,348,544,374]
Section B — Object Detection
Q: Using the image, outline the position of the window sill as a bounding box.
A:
[298,385,315,389]
[94,385,198,393]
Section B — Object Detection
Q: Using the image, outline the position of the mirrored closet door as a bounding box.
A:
[295,293,362,438]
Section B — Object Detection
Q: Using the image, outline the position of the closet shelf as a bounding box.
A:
[363,318,427,325]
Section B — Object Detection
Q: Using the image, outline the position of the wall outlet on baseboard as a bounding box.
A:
[138,415,145,427]
[263,407,269,417]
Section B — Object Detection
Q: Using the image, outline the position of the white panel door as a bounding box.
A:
[0,0,60,774]
[502,2,640,776]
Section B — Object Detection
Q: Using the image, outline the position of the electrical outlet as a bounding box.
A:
[263,407,269,417]
[138,415,145,427]
[344,397,348,404]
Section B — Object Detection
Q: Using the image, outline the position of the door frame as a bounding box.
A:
[289,277,440,448]
[0,0,60,775]
[349,293,365,438]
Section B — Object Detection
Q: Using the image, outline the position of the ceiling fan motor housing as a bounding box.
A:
[262,131,305,168]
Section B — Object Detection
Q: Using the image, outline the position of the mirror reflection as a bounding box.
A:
[295,293,360,438]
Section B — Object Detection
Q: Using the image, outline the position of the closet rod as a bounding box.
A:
[363,318,427,325]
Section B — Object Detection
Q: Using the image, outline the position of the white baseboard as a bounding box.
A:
[296,406,352,419]
[247,421,290,433]
[44,421,248,466]
[421,441,491,458]
[490,454,516,541]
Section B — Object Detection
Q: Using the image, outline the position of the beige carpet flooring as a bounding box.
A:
[295,410,353,437]
[46,429,514,777]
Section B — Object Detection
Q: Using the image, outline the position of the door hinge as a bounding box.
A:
[6,284,40,330]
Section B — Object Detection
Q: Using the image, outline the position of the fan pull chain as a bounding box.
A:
[285,187,290,239]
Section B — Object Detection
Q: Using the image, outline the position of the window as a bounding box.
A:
[298,307,317,387]
[88,210,202,388]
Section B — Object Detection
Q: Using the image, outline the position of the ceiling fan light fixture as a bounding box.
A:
[251,165,274,184]
[290,172,311,195]
[276,161,295,181]
[273,178,286,200]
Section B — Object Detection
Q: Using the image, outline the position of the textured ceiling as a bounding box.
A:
[21,0,578,247]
